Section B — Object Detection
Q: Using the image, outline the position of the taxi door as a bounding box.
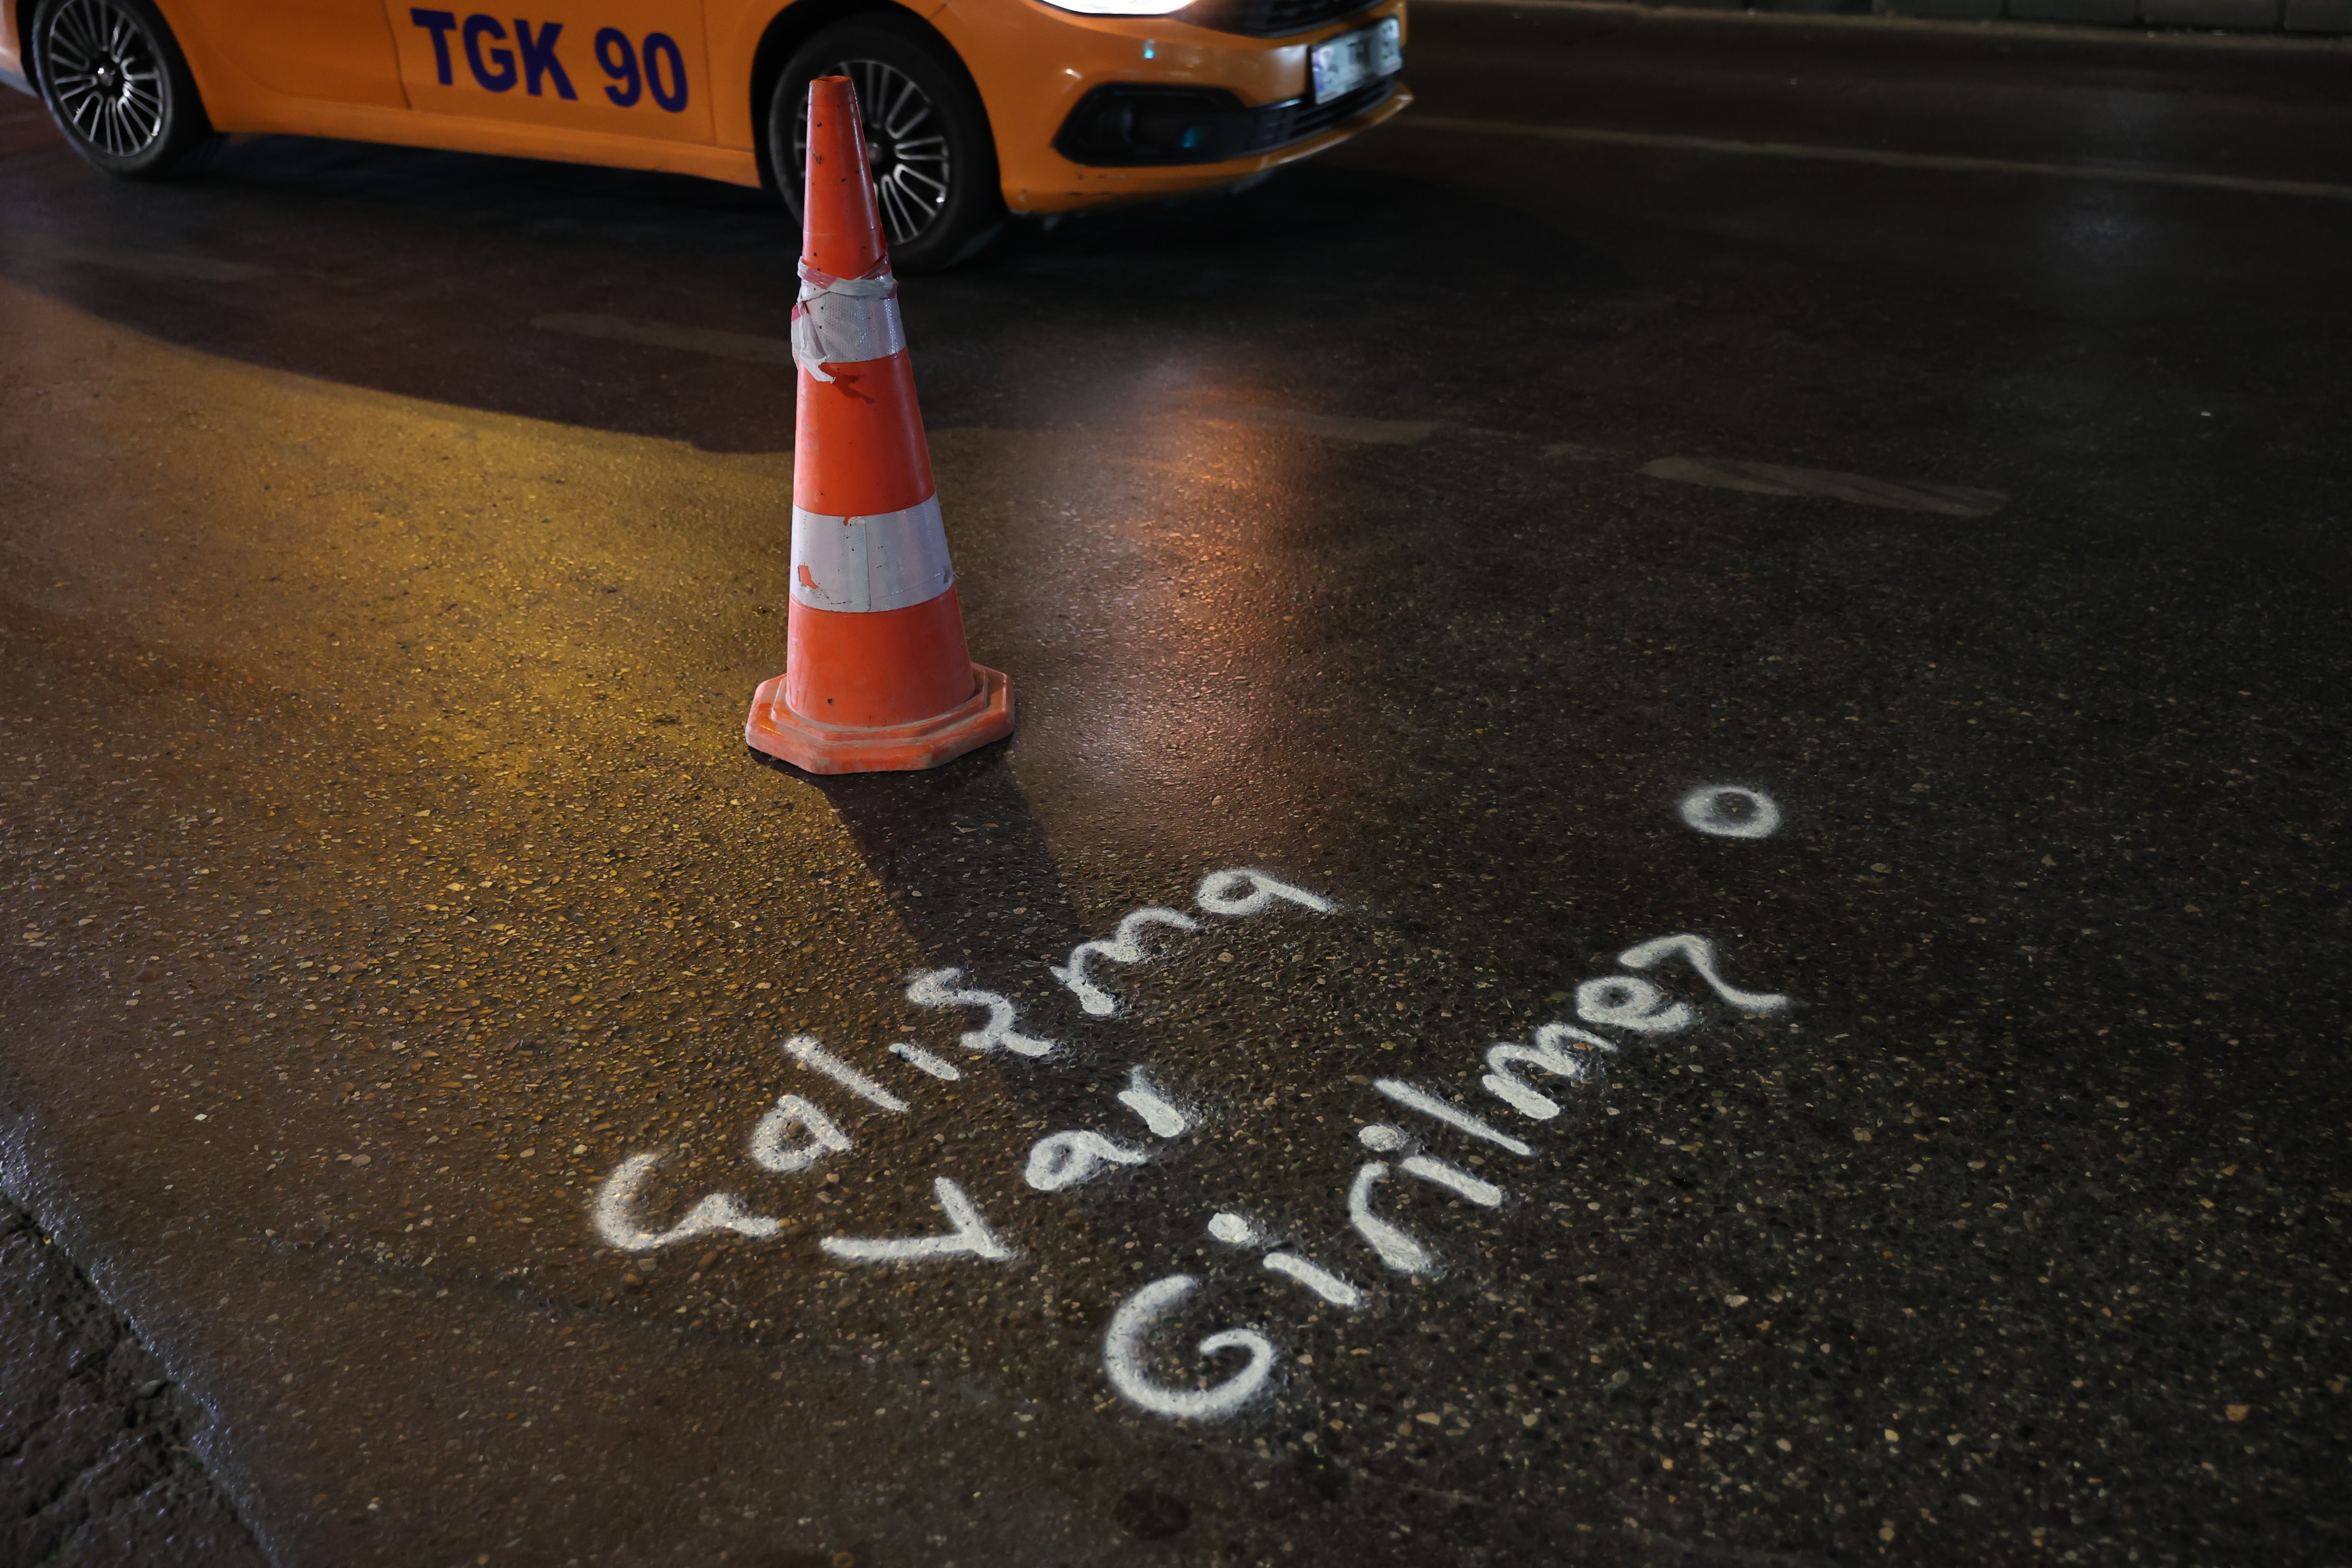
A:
[380,0,716,143]
[197,0,410,107]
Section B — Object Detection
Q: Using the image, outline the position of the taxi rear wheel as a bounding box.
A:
[32,0,217,178]
[770,17,1003,273]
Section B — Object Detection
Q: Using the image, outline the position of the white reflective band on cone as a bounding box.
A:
[791,262,904,383]
[790,496,955,614]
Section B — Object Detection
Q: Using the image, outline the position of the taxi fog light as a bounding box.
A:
[1056,84,1252,166]
[1055,73,1396,168]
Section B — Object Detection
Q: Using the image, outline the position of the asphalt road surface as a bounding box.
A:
[3,7,2349,1565]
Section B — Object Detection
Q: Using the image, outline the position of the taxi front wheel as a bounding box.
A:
[770,17,1004,274]
[32,0,217,179]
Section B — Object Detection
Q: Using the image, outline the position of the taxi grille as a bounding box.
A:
[1191,0,1383,37]
[1265,76,1396,145]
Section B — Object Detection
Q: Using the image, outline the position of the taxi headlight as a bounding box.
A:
[1036,0,1196,13]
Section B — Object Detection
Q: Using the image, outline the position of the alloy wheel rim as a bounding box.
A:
[795,59,950,246]
[45,0,167,159]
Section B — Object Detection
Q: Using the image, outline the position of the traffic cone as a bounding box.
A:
[744,74,1014,774]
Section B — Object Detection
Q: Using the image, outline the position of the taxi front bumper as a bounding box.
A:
[1015,79,1408,213]
[933,0,1409,215]
[1054,73,1402,166]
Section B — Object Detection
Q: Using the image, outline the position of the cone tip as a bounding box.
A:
[801,74,885,279]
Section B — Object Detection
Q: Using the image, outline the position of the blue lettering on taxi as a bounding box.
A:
[514,20,576,99]
[407,13,678,110]
[594,26,639,107]
[462,15,516,92]
[408,9,458,86]
[641,33,687,113]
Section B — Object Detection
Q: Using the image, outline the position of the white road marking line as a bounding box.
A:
[67,250,273,282]
[1399,116,2352,203]
[1638,456,2006,517]
[1412,0,2352,53]
[530,312,797,365]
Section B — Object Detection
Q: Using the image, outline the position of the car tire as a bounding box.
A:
[769,15,1003,274]
[32,0,218,179]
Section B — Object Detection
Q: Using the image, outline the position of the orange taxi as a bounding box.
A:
[0,0,1407,266]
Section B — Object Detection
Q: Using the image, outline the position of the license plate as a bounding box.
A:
[1309,17,1402,106]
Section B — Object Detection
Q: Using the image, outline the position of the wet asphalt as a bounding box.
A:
[2,7,2349,1565]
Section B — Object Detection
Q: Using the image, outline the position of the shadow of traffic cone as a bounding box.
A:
[744,74,1014,774]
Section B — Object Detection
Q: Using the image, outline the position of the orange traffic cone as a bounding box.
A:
[744,75,1014,774]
